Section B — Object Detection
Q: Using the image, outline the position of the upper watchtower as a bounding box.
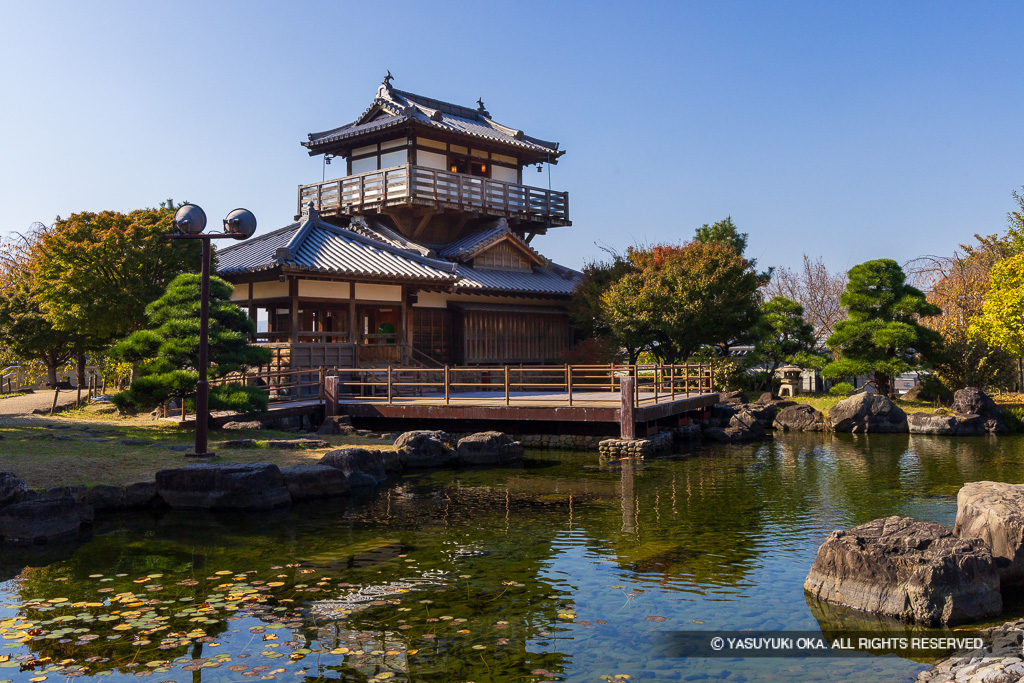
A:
[297,74,569,244]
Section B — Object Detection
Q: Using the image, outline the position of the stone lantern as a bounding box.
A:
[777,365,804,397]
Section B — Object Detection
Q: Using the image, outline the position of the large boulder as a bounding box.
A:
[320,448,388,487]
[718,390,748,405]
[318,415,354,436]
[0,472,27,508]
[155,462,291,510]
[773,404,826,432]
[829,393,908,433]
[707,403,738,428]
[394,430,455,469]
[907,413,959,436]
[0,498,94,545]
[804,516,1001,626]
[950,388,1009,435]
[456,432,524,465]
[280,464,351,501]
[954,481,1024,585]
[734,403,777,429]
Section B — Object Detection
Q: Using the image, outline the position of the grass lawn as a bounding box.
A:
[0,403,393,489]
[785,393,943,417]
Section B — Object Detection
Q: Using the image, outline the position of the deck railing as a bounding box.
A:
[325,363,714,407]
[297,164,569,224]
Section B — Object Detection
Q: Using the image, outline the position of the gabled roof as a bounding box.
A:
[216,209,458,284]
[217,208,581,297]
[437,219,546,266]
[304,79,563,162]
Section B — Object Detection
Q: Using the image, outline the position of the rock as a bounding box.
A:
[280,464,350,501]
[804,516,1001,626]
[120,438,149,446]
[907,413,959,435]
[0,472,28,508]
[756,392,776,404]
[0,498,93,544]
[733,403,777,429]
[318,415,354,436]
[455,432,524,465]
[166,445,192,452]
[263,438,330,450]
[221,439,258,449]
[394,430,455,469]
[84,485,123,511]
[703,424,765,443]
[155,462,291,510]
[829,393,908,433]
[718,390,748,405]
[951,388,1009,435]
[707,403,737,427]
[41,486,86,503]
[123,482,158,508]
[320,448,388,487]
[221,420,263,430]
[954,481,1024,585]
[773,404,826,432]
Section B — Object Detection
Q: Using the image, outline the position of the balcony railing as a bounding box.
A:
[298,164,569,225]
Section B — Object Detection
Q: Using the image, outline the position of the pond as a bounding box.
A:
[2,433,1024,683]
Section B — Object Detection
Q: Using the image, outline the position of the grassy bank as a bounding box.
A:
[0,404,393,489]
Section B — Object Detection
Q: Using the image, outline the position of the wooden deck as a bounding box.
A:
[335,389,719,434]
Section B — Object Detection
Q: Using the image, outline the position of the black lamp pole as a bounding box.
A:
[170,205,256,458]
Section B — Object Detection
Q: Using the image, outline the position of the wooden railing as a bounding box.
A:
[210,367,325,405]
[326,363,714,406]
[298,164,569,224]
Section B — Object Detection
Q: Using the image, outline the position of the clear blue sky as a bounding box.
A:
[2,1,1022,273]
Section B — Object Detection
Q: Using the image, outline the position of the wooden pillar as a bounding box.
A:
[400,285,409,363]
[324,375,338,417]
[348,289,357,345]
[247,282,256,343]
[289,277,299,345]
[620,376,635,440]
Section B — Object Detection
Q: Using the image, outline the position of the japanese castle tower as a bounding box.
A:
[217,75,578,369]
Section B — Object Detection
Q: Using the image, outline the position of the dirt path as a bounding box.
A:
[0,389,87,417]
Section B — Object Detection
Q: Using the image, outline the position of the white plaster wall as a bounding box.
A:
[417,150,447,170]
[251,281,289,299]
[491,165,518,183]
[298,281,350,299]
[355,283,402,302]
[413,291,449,308]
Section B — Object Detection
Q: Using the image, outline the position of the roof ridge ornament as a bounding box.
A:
[383,70,394,89]
[476,97,490,118]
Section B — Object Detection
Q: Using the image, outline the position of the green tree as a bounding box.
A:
[569,251,642,362]
[970,253,1024,362]
[695,216,749,255]
[32,207,202,344]
[110,274,271,414]
[749,296,819,390]
[602,241,762,364]
[823,259,943,397]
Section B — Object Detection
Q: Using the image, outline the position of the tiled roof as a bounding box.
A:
[452,263,579,296]
[304,83,562,159]
[216,213,458,283]
[217,209,580,296]
[437,220,546,265]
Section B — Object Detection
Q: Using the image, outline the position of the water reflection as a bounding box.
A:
[2,433,1024,682]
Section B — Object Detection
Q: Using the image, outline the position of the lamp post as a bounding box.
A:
[170,204,257,457]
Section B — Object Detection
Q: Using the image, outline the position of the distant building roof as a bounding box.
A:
[303,77,563,163]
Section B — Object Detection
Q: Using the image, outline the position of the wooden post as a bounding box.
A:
[670,365,675,401]
[444,365,450,404]
[620,377,635,440]
[653,364,659,404]
[567,364,573,406]
[348,294,357,346]
[247,282,256,343]
[387,365,393,404]
[504,365,510,406]
[289,277,299,345]
[50,387,60,415]
[324,375,338,417]
[318,367,324,402]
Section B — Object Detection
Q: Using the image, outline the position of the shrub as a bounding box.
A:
[829,382,855,396]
